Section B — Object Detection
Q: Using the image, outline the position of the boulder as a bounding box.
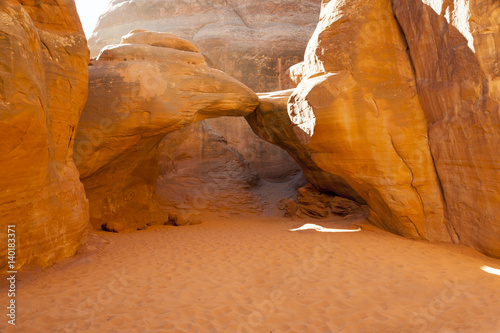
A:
[297,184,332,218]
[298,184,362,218]
[0,0,89,271]
[329,197,362,217]
[74,30,258,230]
[168,213,202,227]
[101,222,127,233]
[278,184,363,219]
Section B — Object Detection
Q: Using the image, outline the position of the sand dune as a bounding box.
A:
[2,214,500,332]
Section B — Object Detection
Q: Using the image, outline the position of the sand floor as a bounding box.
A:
[2,214,500,332]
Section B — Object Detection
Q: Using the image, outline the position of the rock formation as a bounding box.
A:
[393,0,500,257]
[3,0,498,274]
[89,0,321,92]
[87,1,314,215]
[247,0,451,242]
[0,0,89,271]
[247,90,366,204]
[278,183,364,219]
[74,30,259,230]
[248,0,500,257]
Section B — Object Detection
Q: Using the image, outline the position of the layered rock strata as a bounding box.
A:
[89,0,322,92]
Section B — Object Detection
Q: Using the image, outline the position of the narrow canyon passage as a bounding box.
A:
[3,215,500,333]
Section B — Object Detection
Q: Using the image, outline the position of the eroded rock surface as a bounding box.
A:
[393,0,500,256]
[247,90,366,204]
[296,184,363,218]
[248,0,451,242]
[278,184,364,219]
[89,0,321,92]
[74,30,258,230]
[157,118,306,217]
[0,0,89,271]
[88,1,316,212]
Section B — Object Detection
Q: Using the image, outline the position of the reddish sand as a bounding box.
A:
[2,214,500,332]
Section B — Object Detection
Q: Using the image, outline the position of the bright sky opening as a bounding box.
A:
[74,0,110,38]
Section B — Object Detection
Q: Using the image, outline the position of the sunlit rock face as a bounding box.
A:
[248,0,451,242]
[246,90,366,205]
[0,0,90,271]
[88,0,321,92]
[74,30,259,230]
[393,0,500,257]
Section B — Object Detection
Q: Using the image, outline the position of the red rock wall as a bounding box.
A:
[393,0,500,256]
[0,0,90,271]
[255,0,450,241]
[250,0,500,257]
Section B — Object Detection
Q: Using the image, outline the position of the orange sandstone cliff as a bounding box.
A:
[0,0,90,271]
[248,0,500,257]
[393,0,500,257]
[248,0,450,242]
